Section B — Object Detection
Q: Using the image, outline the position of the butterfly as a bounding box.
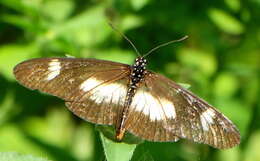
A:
[13,34,240,149]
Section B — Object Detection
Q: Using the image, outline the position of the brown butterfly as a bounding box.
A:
[13,34,240,149]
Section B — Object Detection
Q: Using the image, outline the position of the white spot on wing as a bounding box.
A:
[200,108,216,131]
[80,78,100,92]
[132,91,176,121]
[200,116,208,131]
[161,99,176,119]
[46,59,61,80]
[90,82,127,105]
[80,78,127,105]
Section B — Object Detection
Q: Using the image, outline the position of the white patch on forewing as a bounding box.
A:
[131,91,176,121]
[46,59,61,80]
[80,78,100,92]
[90,83,127,104]
[80,78,127,105]
[200,108,216,131]
[200,116,208,131]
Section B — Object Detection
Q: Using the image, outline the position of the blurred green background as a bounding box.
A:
[0,0,260,161]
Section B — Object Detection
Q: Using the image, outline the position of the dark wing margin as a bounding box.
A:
[125,71,240,149]
[13,57,131,125]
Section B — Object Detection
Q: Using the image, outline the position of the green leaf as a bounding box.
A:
[0,91,16,125]
[243,131,260,161]
[121,15,144,31]
[94,48,135,64]
[100,133,137,161]
[49,5,106,38]
[208,8,244,34]
[224,0,241,12]
[23,108,74,147]
[0,44,38,80]
[177,48,217,76]
[0,152,51,161]
[96,125,143,144]
[0,0,39,17]
[42,0,75,22]
[0,124,48,156]
[130,0,150,10]
[216,147,240,161]
[178,83,191,89]
[71,124,95,161]
[213,72,239,98]
[0,14,34,31]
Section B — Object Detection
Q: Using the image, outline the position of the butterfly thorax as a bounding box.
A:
[130,57,147,86]
[126,57,147,105]
[115,57,147,140]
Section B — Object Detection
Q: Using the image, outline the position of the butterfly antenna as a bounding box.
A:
[143,35,188,58]
[108,22,141,56]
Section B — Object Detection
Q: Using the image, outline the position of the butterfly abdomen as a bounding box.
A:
[115,57,148,140]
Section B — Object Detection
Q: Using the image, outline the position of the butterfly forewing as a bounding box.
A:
[125,71,240,149]
[65,77,129,125]
[14,57,131,125]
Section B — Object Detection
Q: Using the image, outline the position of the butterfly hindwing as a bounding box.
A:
[125,71,240,149]
[125,83,180,142]
[14,57,131,125]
